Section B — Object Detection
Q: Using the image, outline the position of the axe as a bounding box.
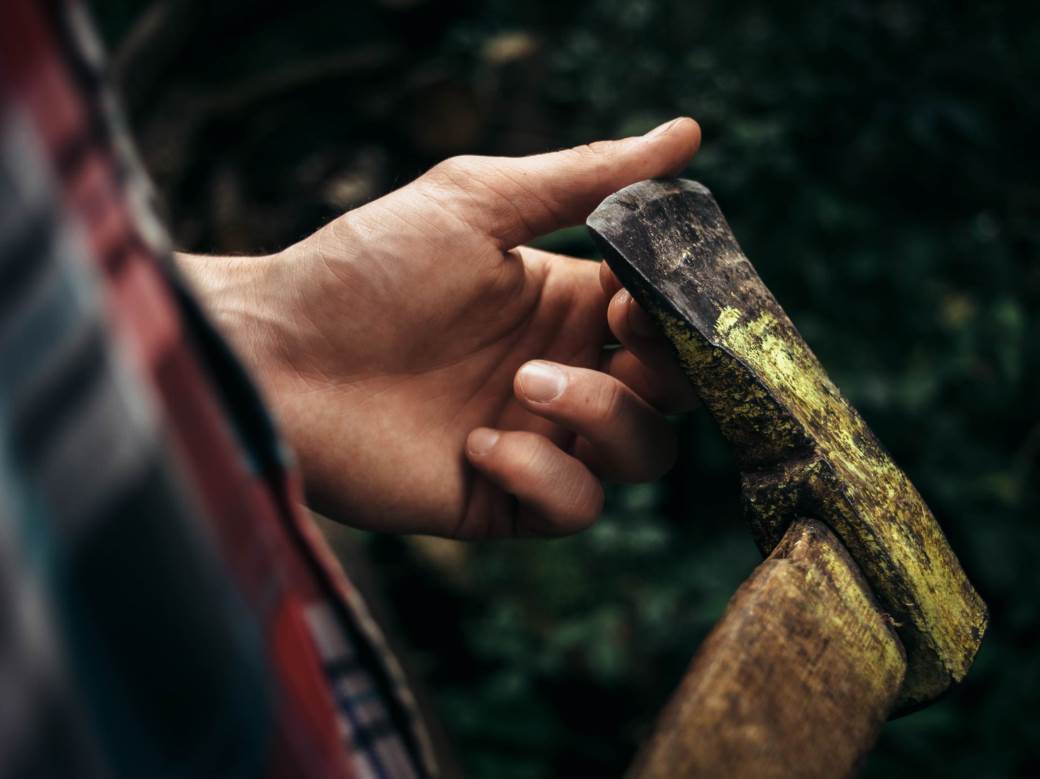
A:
[587,179,987,778]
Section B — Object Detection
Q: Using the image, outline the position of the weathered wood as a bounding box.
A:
[587,179,986,708]
[627,519,906,779]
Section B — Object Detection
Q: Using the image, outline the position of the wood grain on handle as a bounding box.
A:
[627,519,905,779]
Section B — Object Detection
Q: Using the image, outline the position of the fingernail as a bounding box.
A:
[644,117,681,138]
[518,361,566,403]
[468,428,500,456]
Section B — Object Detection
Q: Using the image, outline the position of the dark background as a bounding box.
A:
[91,1,1039,777]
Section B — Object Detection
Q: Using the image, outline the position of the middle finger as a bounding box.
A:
[513,360,676,482]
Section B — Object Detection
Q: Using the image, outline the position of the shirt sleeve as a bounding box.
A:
[0,3,436,778]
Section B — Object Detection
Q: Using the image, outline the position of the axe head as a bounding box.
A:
[587,178,987,710]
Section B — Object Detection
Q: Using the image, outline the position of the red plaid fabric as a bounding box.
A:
[0,2,435,778]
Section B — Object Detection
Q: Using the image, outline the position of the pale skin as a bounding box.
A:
[176,117,702,539]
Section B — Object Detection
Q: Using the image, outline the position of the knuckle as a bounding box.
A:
[426,154,478,183]
[570,139,616,159]
[570,480,604,529]
[569,142,597,160]
[591,378,628,423]
[515,433,551,473]
[587,139,619,156]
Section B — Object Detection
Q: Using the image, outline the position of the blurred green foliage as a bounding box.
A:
[93,1,1040,776]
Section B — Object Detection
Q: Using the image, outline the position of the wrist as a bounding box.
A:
[173,250,289,386]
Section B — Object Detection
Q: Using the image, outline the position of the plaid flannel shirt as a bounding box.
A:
[0,2,436,778]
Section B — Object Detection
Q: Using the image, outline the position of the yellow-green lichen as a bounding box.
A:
[650,299,987,708]
[710,304,986,702]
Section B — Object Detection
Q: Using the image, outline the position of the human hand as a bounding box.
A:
[178,118,701,538]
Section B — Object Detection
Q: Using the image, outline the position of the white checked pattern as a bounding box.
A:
[305,602,421,779]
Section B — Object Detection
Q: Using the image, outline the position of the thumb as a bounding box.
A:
[419,117,701,249]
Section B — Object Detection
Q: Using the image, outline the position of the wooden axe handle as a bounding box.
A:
[625,519,905,779]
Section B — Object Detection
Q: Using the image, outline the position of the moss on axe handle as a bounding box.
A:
[587,178,987,710]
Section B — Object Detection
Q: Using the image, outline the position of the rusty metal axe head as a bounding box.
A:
[587,178,986,710]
